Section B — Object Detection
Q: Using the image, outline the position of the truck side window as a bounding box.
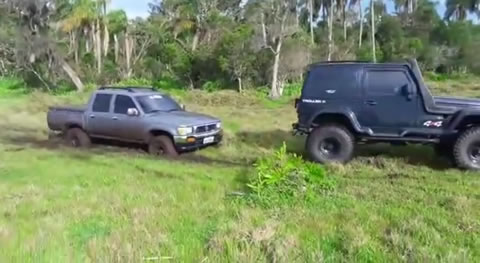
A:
[367,71,409,96]
[92,94,112,113]
[114,95,137,114]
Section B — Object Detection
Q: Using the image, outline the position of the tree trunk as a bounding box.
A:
[370,0,376,62]
[114,34,119,63]
[192,30,200,51]
[271,40,283,99]
[309,0,314,45]
[72,30,79,64]
[61,60,84,92]
[327,0,334,61]
[343,2,347,41]
[125,31,132,78]
[85,27,91,53]
[261,13,268,47]
[92,21,102,74]
[358,0,364,48]
[237,77,242,93]
[103,22,109,57]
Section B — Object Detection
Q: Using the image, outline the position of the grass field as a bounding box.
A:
[0,79,479,262]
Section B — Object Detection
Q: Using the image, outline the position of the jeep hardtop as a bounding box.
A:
[293,59,480,170]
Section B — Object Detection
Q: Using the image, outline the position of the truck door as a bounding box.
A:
[111,95,144,141]
[360,69,418,134]
[86,93,116,137]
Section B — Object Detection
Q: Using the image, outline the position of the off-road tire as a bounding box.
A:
[65,128,91,148]
[148,135,178,157]
[306,124,355,164]
[453,127,480,170]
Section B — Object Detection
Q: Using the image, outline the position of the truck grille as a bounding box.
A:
[195,124,217,134]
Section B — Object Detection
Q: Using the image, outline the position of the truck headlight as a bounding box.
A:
[177,126,193,136]
[216,122,222,129]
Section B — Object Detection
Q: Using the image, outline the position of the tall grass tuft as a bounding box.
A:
[247,143,336,207]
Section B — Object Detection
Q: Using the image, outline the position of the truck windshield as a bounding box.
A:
[137,95,182,113]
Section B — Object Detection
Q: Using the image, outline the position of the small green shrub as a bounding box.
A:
[201,80,224,92]
[247,143,336,207]
[116,78,153,87]
[0,77,28,96]
[282,82,302,97]
[153,77,184,91]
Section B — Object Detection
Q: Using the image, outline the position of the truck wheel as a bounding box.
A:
[453,127,480,170]
[65,128,91,148]
[307,125,355,164]
[149,136,178,157]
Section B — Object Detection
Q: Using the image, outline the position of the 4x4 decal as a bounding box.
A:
[423,120,443,128]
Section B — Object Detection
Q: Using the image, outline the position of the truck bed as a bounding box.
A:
[47,105,86,132]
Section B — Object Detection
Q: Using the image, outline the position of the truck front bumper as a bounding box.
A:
[174,130,223,151]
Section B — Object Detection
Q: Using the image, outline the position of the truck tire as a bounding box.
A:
[65,128,91,148]
[307,124,355,164]
[149,136,178,157]
[453,127,480,170]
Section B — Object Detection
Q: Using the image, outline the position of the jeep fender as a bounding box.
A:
[308,107,370,135]
[446,109,480,131]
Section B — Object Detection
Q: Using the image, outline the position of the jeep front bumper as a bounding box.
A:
[174,130,223,151]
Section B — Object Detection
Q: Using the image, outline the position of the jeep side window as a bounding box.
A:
[92,94,112,113]
[366,70,410,96]
[114,95,137,114]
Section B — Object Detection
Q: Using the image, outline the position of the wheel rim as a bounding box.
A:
[319,137,341,159]
[468,142,480,164]
[152,143,165,156]
[71,137,80,147]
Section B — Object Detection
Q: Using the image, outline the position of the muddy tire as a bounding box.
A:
[306,124,355,164]
[65,128,91,148]
[453,127,480,170]
[148,135,178,157]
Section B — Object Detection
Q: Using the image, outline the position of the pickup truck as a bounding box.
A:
[47,87,223,156]
[293,59,480,170]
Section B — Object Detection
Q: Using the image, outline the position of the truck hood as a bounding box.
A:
[147,110,220,126]
[434,96,480,110]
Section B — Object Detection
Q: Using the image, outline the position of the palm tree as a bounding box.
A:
[370,0,376,62]
[350,0,364,47]
[445,0,474,20]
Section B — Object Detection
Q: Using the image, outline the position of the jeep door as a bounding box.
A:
[361,68,419,134]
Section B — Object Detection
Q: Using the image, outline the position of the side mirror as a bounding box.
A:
[127,108,139,116]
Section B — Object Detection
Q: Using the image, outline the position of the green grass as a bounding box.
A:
[0,82,479,262]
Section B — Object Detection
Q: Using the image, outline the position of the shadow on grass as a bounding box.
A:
[237,129,452,170]
[237,129,305,155]
[1,133,248,168]
[355,144,452,170]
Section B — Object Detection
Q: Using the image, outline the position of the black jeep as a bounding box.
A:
[293,59,480,170]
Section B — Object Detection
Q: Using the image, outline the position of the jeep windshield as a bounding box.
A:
[137,94,182,113]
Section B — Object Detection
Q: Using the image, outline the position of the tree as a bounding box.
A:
[217,25,255,92]
[247,0,298,98]
[2,0,85,91]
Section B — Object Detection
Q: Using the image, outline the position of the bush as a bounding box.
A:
[116,78,153,87]
[0,77,28,96]
[246,143,336,207]
[282,82,302,97]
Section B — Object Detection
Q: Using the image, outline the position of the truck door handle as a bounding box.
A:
[89,114,95,119]
[112,116,118,120]
[365,100,377,106]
